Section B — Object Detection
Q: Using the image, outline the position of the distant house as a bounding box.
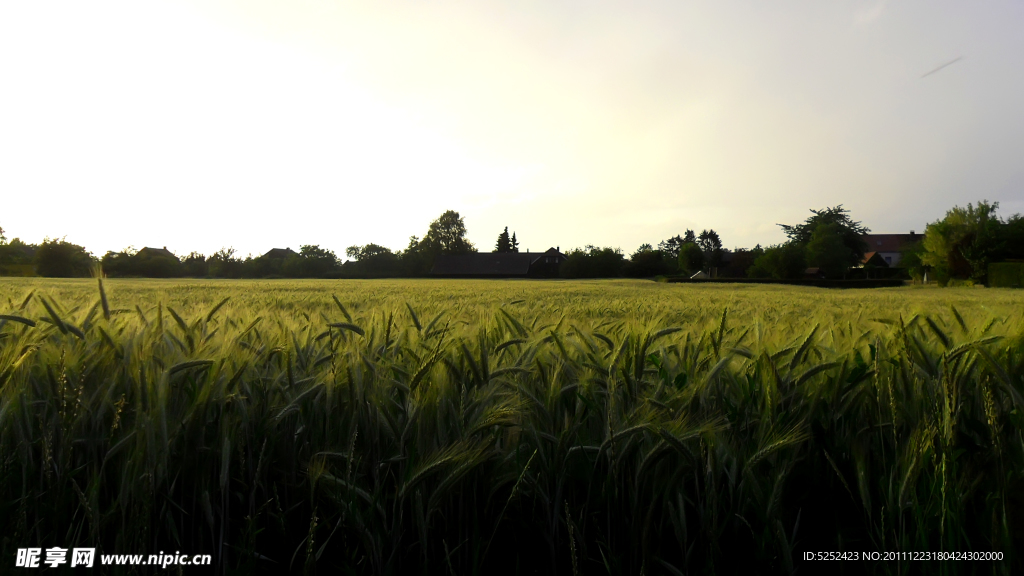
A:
[137,247,178,261]
[431,248,566,278]
[128,247,181,277]
[860,252,889,268]
[263,248,298,259]
[861,232,920,267]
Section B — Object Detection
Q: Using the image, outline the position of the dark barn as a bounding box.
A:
[431,248,566,278]
[137,246,178,260]
[263,248,298,259]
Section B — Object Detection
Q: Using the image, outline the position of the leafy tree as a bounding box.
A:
[495,227,513,253]
[657,235,685,260]
[346,244,391,261]
[625,244,670,277]
[400,235,433,276]
[182,252,208,277]
[804,223,849,278]
[899,241,927,282]
[0,237,36,266]
[728,245,763,278]
[560,246,625,278]
[0,224,5,244]
[300,245,337,261]
[658,230,698,263]
[678,242,704,275]
[100,251,131,276]
[248,251,288,278]
[922,201,1002,285]
[293,245,339,278]
[748,243,806,279]
[697,230,723,269]
[995,213,1024,260]
[208,247,243,278]
[35,238,94,277]
[424,210,476,254]
[399,211,476,276]
[344,244,402,277]
[779,205,869,266]
[101,249,181,278]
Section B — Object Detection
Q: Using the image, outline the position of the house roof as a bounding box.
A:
[138,247,177,260]
[263,248,298,259]
[431,248,564,276]
[863,233,919,253]
[861,251,889,267]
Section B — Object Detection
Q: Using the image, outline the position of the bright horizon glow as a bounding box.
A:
[2,0,1022,259]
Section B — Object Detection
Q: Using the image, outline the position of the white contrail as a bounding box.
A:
[921,56,963,78]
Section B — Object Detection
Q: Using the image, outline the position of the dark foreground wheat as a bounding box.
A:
[0,279,1021,574]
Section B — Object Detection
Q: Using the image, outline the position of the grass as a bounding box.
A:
[1,278,1022,574]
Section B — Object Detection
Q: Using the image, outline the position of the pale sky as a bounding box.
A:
[2,1,1022,258]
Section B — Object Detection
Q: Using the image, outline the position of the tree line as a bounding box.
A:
[561,208,865,280]
[2,201,1022,284]
[0,211,484,280]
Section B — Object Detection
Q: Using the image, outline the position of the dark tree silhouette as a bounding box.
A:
[101,248,181,278]
[495,227,512,253]
[292,245,339,277]
[510,232,519,253]
[347,244,392,261]
[779,205,869,266]
[560,246,625,278]
[657,235,685,259]
[344,244,402,277]
[678,242,704,274]
[625,244,670,277]
[805,224,850,278]
[207,247,243,278]
[697,229,723,269]
[424,210,475,254]
[0,237,36,266]
[35,238,94,277]
[748,243,806,279]
[728,245,763,278]
[998,214,1024,260]
[400,235,432,276]
[182,252,208,277]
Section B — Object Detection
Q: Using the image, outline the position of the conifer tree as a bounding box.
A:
[495,227,512,253]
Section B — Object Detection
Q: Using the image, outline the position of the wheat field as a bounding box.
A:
[1,278,1021,574]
